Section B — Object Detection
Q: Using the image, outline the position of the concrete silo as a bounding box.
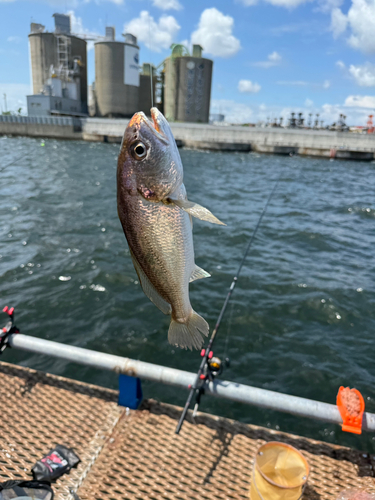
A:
[163,44,213,123]
[28,14,87,116]
[94,33,140,117]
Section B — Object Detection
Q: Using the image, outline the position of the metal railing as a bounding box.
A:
[0,115,77,126]
[7,333,375,432]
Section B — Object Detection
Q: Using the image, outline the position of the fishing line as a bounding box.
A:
[148,0,154,109]
[0,154,28,173]
[176,169,285,434]
[223,299,235,361]
[209,170,283,346]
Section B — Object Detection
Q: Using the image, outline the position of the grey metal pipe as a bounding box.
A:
[8,334,375,432]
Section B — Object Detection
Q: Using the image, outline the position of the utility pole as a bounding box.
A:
[3,94,7,113]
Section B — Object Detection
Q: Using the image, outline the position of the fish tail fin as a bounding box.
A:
[168,310,209,350]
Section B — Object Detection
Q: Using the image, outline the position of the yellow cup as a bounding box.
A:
[249,441,309,500]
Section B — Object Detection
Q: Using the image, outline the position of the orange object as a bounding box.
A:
[337,387,365,435]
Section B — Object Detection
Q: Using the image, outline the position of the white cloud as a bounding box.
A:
[268,51,281,61]
[305,98,314,107]
[211,98,374,126]
[125,11,180,52]
[0,0,121,3]
[347,0,375,52]
[330,0,375,53]
[238,80,261,93]
[253,51,282,68]
[337,61,375,87]
[330,7,348,38]
[277,80,331,88]
[348,63,375,87]
[152,0,182,10]
[316,0,343,13]
[264,0,311,6]
[191,8,241,58]
[277,80,309,85]
[210,99,253,123]
[237,0,310,7]
[69,10,84,33]
[7,36,22,43]
[68,10,100,50]
[344,95,375,108]
[236,0,258,5]
[0,83,30,114]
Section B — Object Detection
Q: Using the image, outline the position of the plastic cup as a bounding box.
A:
[249,441,309,500]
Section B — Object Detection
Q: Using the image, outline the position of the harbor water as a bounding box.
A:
[1,135,374,451]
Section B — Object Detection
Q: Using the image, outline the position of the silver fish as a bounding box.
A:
[117,108,225,350]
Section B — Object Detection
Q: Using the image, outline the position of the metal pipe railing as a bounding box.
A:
[8,333,375,432]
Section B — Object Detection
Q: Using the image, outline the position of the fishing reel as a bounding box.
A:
[192,352,230,418]
[208,356,231,377]
[0,306,19,354]
[199,349,230,381]
[208,356,222,377]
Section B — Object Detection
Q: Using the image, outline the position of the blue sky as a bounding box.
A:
[1,0,375,124]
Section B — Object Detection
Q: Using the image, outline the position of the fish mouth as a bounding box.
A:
[145,108,168,143]
[128,109,168,144]
[151,107,160,133]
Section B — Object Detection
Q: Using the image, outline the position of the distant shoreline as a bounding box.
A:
[1,115,374,161]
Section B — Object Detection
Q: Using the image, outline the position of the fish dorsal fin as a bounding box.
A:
[169,198,226,226]
[190,265,211,283]
[129,248,172,316]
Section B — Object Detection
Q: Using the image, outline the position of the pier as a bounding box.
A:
[1,115,375,160]
[1,360,374,499]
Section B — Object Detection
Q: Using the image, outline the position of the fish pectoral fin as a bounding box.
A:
[190,265,211,283]
[169,198,226,226]
[129,249,172,316]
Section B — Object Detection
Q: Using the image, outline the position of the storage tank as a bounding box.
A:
[94,32,140,118]
[29,31,57,94]
[163,44,212,123]
[28,15,87,113]
[175,55,212,123]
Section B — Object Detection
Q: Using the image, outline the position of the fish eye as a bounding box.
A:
[132,141,147,160]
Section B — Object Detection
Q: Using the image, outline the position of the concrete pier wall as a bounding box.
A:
[1,115,375,160]
[81,119,375,159]
[0,115,82,140]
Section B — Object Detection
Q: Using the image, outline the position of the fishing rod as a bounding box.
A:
[175,170,284,434]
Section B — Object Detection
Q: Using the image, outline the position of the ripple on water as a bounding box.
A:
[0,138,374,450]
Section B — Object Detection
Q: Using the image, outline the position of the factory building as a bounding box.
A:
[163,44,213,123]
[94,32,140,118]
[27,14,88,116]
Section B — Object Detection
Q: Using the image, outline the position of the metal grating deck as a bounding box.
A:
[0,361,374,499]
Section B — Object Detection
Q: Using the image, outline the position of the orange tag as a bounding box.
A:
[337,386,365,435]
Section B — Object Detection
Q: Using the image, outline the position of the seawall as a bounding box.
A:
[1,115,375,161]
[0,115,82,140]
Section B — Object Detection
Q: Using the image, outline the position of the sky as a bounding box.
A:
[0,0,375,125]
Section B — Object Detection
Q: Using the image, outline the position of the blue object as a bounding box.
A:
[118,374,143,409]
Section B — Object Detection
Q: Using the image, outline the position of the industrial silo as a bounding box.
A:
[28,14,87,115]
[163,44,213,123]
[94,32,140,117]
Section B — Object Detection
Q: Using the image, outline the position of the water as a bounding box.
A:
[1,135,375,452]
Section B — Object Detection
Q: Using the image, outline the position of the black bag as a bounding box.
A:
[0,480,54,500]
[32,444,80,482]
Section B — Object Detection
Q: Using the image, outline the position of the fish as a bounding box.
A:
[117,107,225,350]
